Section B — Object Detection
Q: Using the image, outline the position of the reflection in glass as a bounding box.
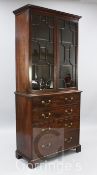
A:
[32,64,54,90]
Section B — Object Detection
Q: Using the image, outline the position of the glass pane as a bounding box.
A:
[58,19,77,89]
[32,13,54,90]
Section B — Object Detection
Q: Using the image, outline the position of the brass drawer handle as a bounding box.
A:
[41,113,45,118]
[71,97,74,100]
[65,97,74,102]
[65,109,73,115]
[41,128,51,132]
[65,122,73,128]
[46,100,51,105]
[48,99,51,103]
[64,137,72,143]
[45,113,51,119]
[41,142,51,148]
[41,100,45,104]
[41,112,51,119]
[48,112,51,116]
[41,100,51,105]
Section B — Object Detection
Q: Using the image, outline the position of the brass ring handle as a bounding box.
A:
[45,112,51,119]
[41,142,51,148]
[65,109,73,115]
[41,100,51,105]
[65,97,74,101]
[41,128,51,132]
[65,122,73,128]
[41,112,51,119]
[64,137,72,143]
[46,100,52,105]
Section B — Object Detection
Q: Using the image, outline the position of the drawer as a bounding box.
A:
[32,92,80,110]
[53,105,80,121]
[32,105,80,122]
[60,93,80,106]
[53,118,80,129]
[64,129,79,150]
[32,128,64,160]
[32,109,53,122]
[54,93,80,106]
[32,95,54,109]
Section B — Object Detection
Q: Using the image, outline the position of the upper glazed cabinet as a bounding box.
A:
[14,5,80,92]
[31,12,78,90]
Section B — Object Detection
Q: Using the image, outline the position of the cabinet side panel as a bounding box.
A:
[16,95,32,159]
[15,10,30,91]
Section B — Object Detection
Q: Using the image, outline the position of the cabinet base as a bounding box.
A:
[28,161,38,169]
[16,150,22,159]
[76,145,81,153]
[16,145,81,169]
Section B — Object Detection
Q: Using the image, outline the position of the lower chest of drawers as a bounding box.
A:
[31,92,81,160]
[15,90,81,167]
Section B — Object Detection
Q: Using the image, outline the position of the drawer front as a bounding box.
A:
[32,92,80,109]
[32,128,64,160]
[32,105,80,122]
[54,93,80,106]
[61,93,80,106]
[32,95,54,109]
[53,118,80,129]
[64,129,79,150]
[32,109,53,122]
